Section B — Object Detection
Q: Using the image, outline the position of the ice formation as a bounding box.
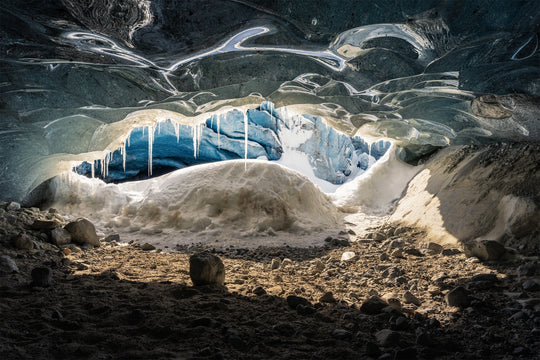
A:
[0,0,539,244]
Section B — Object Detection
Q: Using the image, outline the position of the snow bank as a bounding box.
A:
[50,160,340,238]
[390,144,540,248]
[331,144,421,213]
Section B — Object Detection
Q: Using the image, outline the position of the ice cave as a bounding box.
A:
[1,0,539,359]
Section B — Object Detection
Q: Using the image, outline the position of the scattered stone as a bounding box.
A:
[271,258,281,269]
[445,286,470,308]
[13,233,34,250]
[341,251,356,262]
[296,304,316,315]
[281,258,293,268]
[331,328,352,340]
[424,242,443,254]
[71,261,89,270]
[310,259,325,273]
[372,232,386,241]
[393,226,409,236]
[375,329,400,347]
[470,273,498,284]
[360,296,388,314]
[381,266,403,280]
[464,240,506,261]
[31,267,52,287]
[403,291,422,306]
[189,252,225,286]
[379,253,389,261]
[61,248,71,256]
[386,298,402,311]
[391,248,404,258]
[102,234,121,243]
[252,286,267,296]
[431,272,447,283]
[403,247,423,257]
[0,255,18,274]
[30,219,61,231]
[64,218,100,247]
[522,280,540,292]
[441,248,461,256]
[141,243,156,251]
[517,263,538,277]
[6,202,21,211]
[286,295,311,309]
[319,291,337,303]
[51,227,72,246]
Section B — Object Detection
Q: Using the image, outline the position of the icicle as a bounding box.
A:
[142,126,145,138]
[148,125,154,176]
[158,120,161,135]
[243,110,248,168]
[91,161,95,178]
[127,130,131,147]
[174,121,180,142]
[217,114,221,149]
[122,142,127,172]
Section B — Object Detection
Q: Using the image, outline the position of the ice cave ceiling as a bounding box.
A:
[0,0,539,204]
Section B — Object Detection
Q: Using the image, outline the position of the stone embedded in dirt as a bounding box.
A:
[375,329,400,347]
[341,251,356,262]
[517,263,538,277]
[189,252,225,286]
[6,202,21,211]
[271,257,281,269]
[522,280,540,292]
[102,234,120,243]
[403,247,423,257]
[61,248,71,255]
[431,272,447,283]
[30,219,61,231]
[464,240,506,261]
[470,273,498,283]
[296,304,316,315]
[331,328,352,340]
[286,295,311,309]
[441,248,461,256]
[141,243,156,251]
[280,258,293,268]
[360,296,388,314]
[391,248,404,258]
[424,242,443,254]
[0,255,18,274]
[319,291,337,303]
[51,227,71,246]
[13,233,34,250]
[381,266,403,280]
[445,286,470,308]
[403,291,422,306]
[252,286,267,296]
[31,267,52,287]
[64,218,100,247]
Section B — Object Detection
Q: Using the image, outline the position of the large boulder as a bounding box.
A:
[189,252,225,286]
[64,218,100,247]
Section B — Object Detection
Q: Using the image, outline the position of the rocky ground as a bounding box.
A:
[1,201,539,359]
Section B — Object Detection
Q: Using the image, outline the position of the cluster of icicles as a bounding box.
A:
[79,107,256,180]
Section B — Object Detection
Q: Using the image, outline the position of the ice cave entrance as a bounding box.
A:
[73,102,392,193]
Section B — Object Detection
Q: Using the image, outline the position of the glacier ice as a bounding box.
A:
[0,0,539,213]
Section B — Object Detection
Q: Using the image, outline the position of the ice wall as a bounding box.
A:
[1,0,539,204]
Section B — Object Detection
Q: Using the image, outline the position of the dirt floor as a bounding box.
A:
[1,203,539,360]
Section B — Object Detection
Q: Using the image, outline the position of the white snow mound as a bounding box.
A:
[50,160,340,235]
